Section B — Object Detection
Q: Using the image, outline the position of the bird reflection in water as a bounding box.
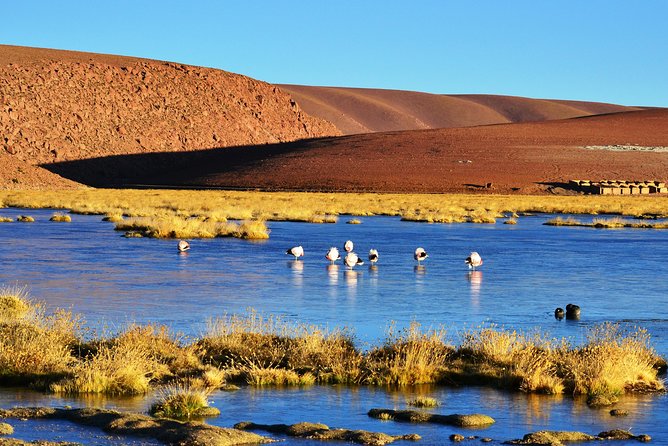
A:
[287,260,304,287]
[344,269,358,287]
[414,265,426,275]
[327,264,339,285]
[467,270,482,308]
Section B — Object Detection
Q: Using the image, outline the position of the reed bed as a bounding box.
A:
[1,190,667,236]
[0,289,664,399]
[114,216,269,239]
[545,216,668,229]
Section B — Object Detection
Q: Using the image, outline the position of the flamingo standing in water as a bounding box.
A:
[177,240,190,252]
[414,247,428,264]
[344,252,364,269]
[325,247,341,263]
[286,245,304,259]
[344,240,354,253]
[368,249,379,264]
[465,252,483,270]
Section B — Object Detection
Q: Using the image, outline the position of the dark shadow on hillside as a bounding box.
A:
[40,137,335,188]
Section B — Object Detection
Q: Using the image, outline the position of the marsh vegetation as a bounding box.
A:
[0,288,663,404]
[1,189,667,239]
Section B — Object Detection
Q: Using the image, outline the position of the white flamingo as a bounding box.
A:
[286,245,304,259]
[414,247,428,264]
[368,248,379,264]
[177,240,190,252]
[344,252,364,268]
[325,247,341,263]
[344,240,354,253]
[465,252,483,270]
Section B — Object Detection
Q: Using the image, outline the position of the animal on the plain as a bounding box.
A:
[325,247,341,263]
[286,245,304,259]
[344,252,364,268]
[344,240,354,253]
[414,247,428,263]
[368,248,379,264]
[465,252,483,270]
[177,240,190,252]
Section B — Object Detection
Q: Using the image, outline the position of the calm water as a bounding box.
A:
[0,207,667,445]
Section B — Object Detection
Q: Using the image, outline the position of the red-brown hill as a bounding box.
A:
[0,45,339,189]
[278,85,643,134]
[101,108,667,194]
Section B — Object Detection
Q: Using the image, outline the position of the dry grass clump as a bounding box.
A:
[49,213,72,222]
[544,216,584,226]
[407,396,440,408]
[0,216,12,223]
[458,327,565,394]
[0,287,80,384]
[545,216,668,230]
[149,381,220,420]
[504,218,517,225]
[16,215,34,222]
[0,286,32,322]
[51,324,201,395]
[200,311,363,385]
[347,218,362,224]
[115,216,269,239]
[102,213,124,222]
[558,323,663,400]
[365,323,452,386]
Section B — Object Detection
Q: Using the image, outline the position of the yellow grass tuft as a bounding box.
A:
[16,215,34,222]
[365,322,452,386]
[407,396,440,408]
[115,216,269,239]
[49,213,72,222]
[347,218,362,224]
[0,216,13,223]
[149,381,220,420]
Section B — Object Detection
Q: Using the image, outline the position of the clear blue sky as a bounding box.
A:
[3,1,667,106]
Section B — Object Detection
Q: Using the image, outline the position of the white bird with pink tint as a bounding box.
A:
[465,251,483,270]
[286,245,304,259]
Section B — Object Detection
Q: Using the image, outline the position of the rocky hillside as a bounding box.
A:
[0,45,339,188]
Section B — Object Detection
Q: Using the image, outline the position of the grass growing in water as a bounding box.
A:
[545,216,668,229]
[407,396,440,408]
[149,381,220,420]
[3,189,668,238]
[115,216,269,239]
[0,290,664,398]
[49,213,72,222]
[16,215,34,222]
[0,216,12,223]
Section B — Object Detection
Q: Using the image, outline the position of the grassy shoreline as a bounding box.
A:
[0,189,667,240]
[0,288,664,404]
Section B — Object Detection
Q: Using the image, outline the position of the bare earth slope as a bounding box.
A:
[78,108,666,194]
[0,45,339,188]
[278,85,641,134]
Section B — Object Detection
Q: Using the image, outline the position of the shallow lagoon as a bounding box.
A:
[0,208,667,445]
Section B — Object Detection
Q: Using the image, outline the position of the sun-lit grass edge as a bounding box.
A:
[2,190,668,235]
[1,288,665,399]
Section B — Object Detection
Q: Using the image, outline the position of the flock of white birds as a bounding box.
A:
[176,238,483,270]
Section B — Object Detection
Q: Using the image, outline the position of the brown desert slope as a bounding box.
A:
[46,109,668,194]
[278,85,643,134]
[0,45,339,189]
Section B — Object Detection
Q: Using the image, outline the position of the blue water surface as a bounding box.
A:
[0,208,666,445]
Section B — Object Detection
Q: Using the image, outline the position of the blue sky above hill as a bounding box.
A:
[3,1,667,106]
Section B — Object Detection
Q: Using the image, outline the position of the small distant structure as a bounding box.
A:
[568,179,667,195]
